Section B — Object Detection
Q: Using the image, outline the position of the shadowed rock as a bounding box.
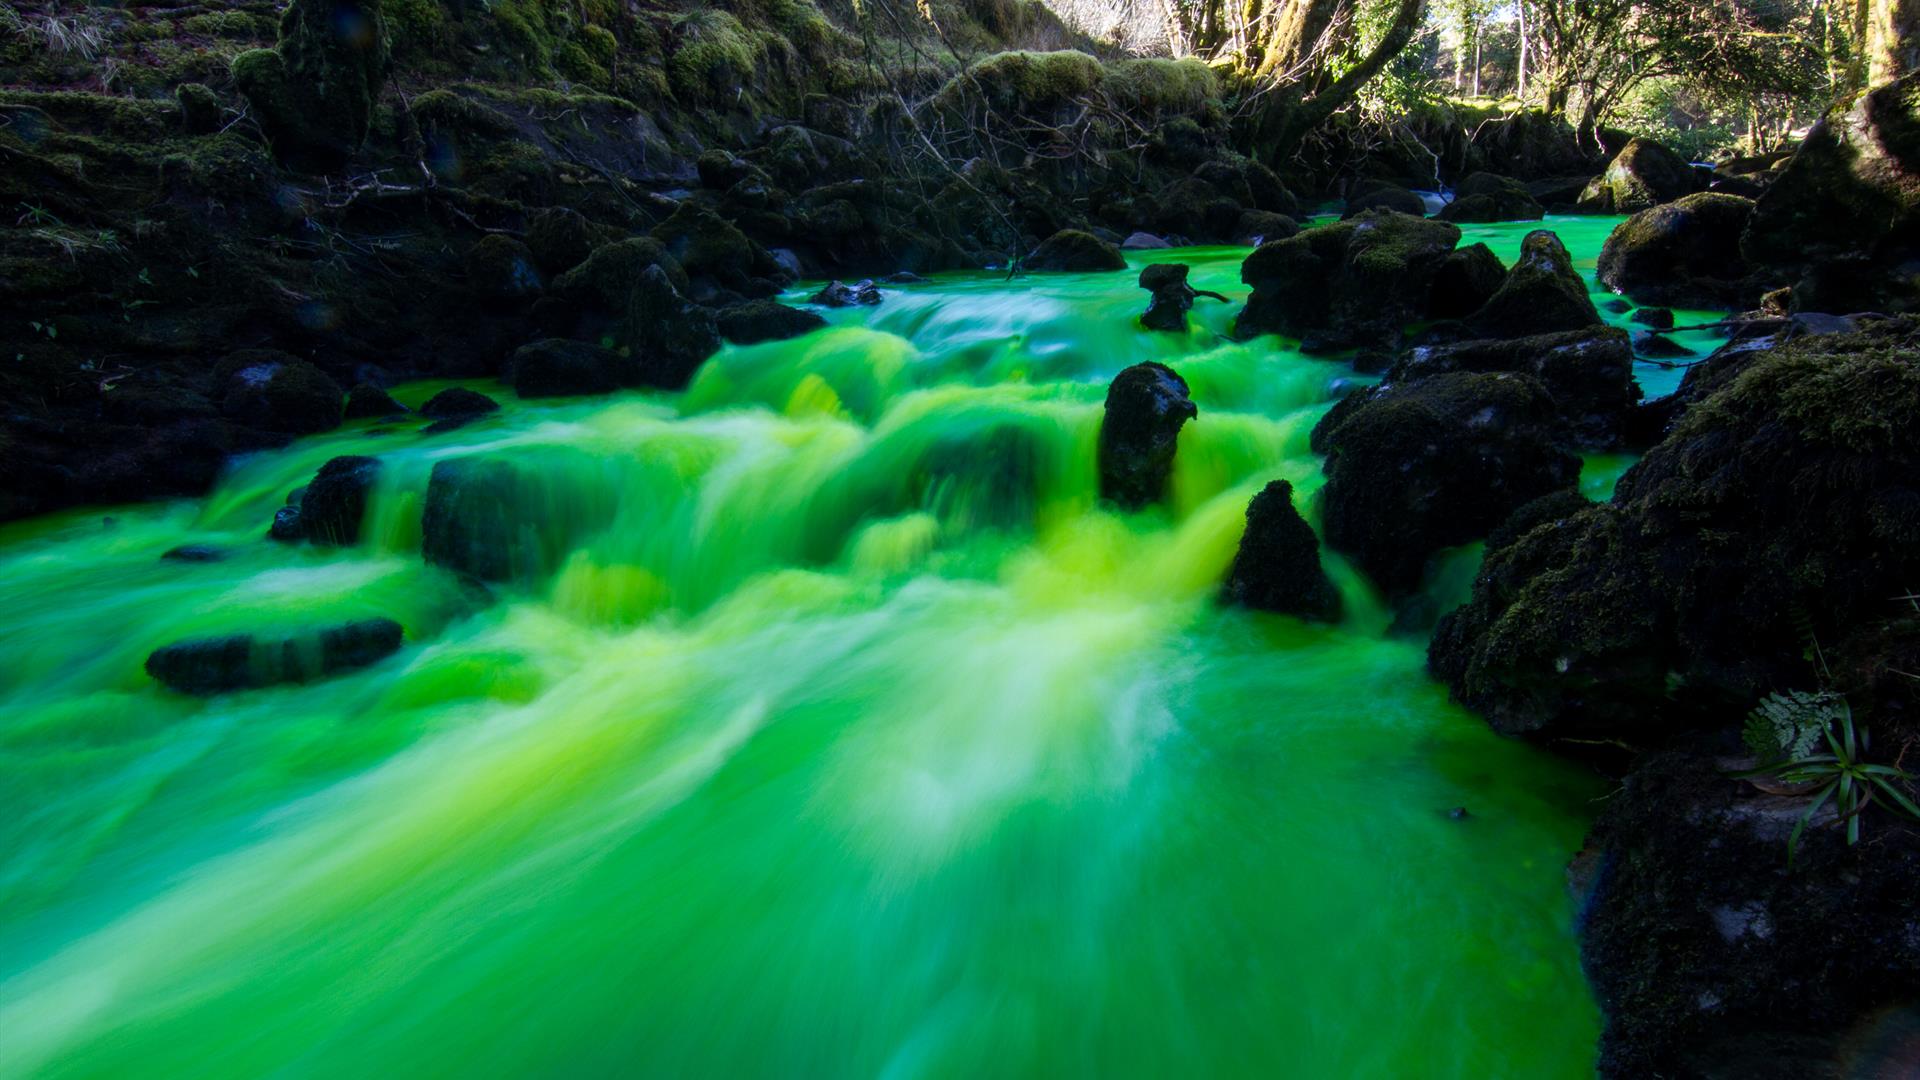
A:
[810,279,882,307]
[1464,229,1603,339]
[1222,479,1342,623]
[1098,362,1197,509]
[1026,229,1126,271]
[715,300,828,344]
[145,617,404,695]
[1597,192,1761,308]
[1137,263,1228,332]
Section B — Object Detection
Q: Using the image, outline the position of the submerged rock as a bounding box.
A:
[1578,137,1704,214]
[1026,229,1126,272]
[1221,479,1342,623]
[810,280,882,307]
[420,455,612,583]
[298,455,381,545]
[145,617,404,695]
[629,266,723,389]
[715,300,828,345]
[160,544,227,563]
[1316,372,1580,597]
[1464,229,1604,339]
[1236,211,1462,350]
[1597,192,1761,308]
[1097,362,1197,510]
[1429,317,1920,746]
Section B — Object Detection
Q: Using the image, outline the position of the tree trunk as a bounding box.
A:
[1516,0,1528,97]
[1868,0,1920,85]
[1265,0,1426,150]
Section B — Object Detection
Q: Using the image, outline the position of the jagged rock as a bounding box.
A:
[1426,242,1507,320]
[343,383,407,419]
[1026,229,1126,271]
[810,280,882,306]
[1578,137,1704,213]
[714,300,828,345]
[1597,192,1761,308]
[145,617,404,695]
[1316,372,1580,597]
[1429,317,1920,746]
[1434,173,1544,223]
[1097,362,1197,509]
[1390,327,1641,450]
[1236,211,1463,350]
[1464,229,1604,338]
[1137,263,1227,332]
[1221,479,1342,623]
[216,350,343,435]
[230,0,388,171]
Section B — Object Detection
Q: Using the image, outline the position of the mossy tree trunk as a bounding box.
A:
[1869,0,1920,85]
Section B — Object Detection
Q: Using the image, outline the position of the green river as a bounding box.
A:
[0,216,1718,1077]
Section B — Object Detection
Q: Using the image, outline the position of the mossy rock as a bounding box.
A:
[1105,58,1218,114]
[1596,192,1760,308]
[1463,229,1603,339]
[1025,229,1124,271]
[1222,479,1342,623]
[215,350,344,435]
[1237,210,1462,350]
[932,50,1105,116]
[666,9,762,106]
[174,83,224,135]
[232,0,390,172]
[1577,137,1703,214]
[466,235,543,301]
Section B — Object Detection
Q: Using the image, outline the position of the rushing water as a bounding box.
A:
[0,218,1709,1077]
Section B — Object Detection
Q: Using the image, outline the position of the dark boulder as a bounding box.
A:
[1580,745,1920,1078]
[1343,183,1426,218]
[297,455,380,545]
[628,265,722,390]
[1631,331,1692,360]
[1597,192,1761,308]
[1429,317,1920,747]
[216,350,343,435]
[715,300,828,345]
[1027,229,1127,272]
[1426,242,1507,320]
[145,617,404,695]
[420,455,614,583]
[1232,210,1298,246]
[465,235,542,302]
[420,387,499,419]
[1122,232,1171,250]
[1390,327,1641,450]
[525,207,620,276]
[1464,229,1604,339]
[1097,362,1197,510]
[1434,173,1544,223]
[650,202,786,300]
[161,544,227,563]
[1579,137,1705,214]
[1629,307,1676,329]
[508,339,626,398]
[1221,479,1342,623]
[1137,263,1228,332]
[1236,211,1463,350]
[343,383,407,419]
[1317,372,1580,597]
[810,280,882,307]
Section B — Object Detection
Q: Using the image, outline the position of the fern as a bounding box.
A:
[1743,689,1846,762]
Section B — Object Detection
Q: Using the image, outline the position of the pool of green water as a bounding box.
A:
[0,217,1696,1077]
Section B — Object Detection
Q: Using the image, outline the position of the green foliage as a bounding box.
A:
[1743,689,1846,762]
[1734,696,1920,868]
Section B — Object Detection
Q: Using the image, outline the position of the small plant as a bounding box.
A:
[1736,692,1920,867]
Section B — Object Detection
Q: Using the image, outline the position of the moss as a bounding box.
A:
[411,88,518,136]
[181,11,275,38]
[553,40,608,86]
[666,9,760,106]
[174,82,223,134]
[385,0,453,59]
[933,50,1104,115]
[0,90,180,139]
[232,0,389,171]
[1106,58,1218,114]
